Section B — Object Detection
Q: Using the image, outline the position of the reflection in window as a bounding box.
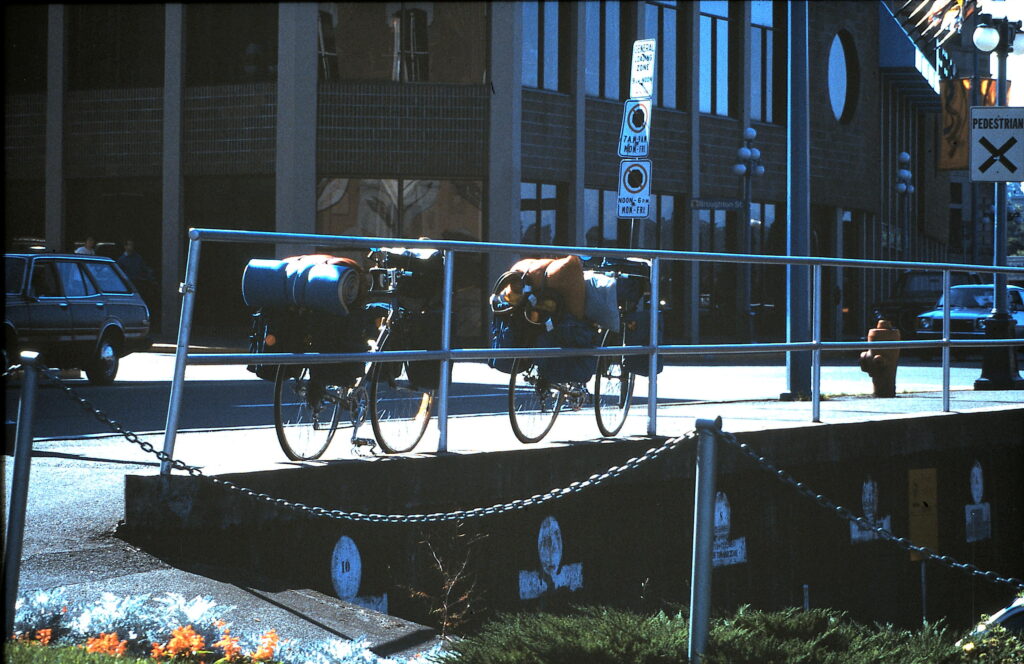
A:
[319,8,338,81]
[583,188,621,248]
[391,7,430,81]
[585,1,620,99]
[332,4,485,84]
[699,1,729,116]
[522,0,561,90]
[750,1,774,122]
[698,208,728,321]
[644,2,678,108]
[749,202,777,309]
[521,182,561,244]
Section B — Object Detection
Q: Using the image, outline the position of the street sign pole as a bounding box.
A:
[969,94,1024,388]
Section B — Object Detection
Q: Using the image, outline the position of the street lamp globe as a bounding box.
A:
[733,163,748,176]
[737,146,752,160]
[973,24,1000,52]
[1012,29,1024,54]
[744,127,757,141]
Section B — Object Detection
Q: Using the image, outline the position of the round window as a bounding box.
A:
[828,32,858,122]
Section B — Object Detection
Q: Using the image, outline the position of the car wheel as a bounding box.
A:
[86,335,120,385]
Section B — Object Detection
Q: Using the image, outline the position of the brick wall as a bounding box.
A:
[521,88,574,183]
[65,88,163,179]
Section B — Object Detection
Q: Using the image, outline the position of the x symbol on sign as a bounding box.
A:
[979,136,1018,173]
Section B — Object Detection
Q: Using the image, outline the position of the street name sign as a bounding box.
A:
[969,106,1024,182]
[629,39,657,99]
[617,159,652,219]
[618,98,652,157]
[690,198,744,210]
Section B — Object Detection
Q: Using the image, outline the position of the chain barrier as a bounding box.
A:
[30,362,696,523]
[717,429,1024,592]
[17,364,1023,589]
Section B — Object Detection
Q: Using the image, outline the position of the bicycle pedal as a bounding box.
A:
[351,437,376,447]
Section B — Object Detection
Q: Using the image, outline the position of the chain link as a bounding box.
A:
[717,429,1024,591]
[3,363,24,379]
[32,360,696,522]
[37,368,203,476]
[26,364,1022,590]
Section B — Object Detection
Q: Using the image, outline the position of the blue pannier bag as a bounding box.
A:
[623,310,665,376]
[534,313,598,383]
[488,313,522,374]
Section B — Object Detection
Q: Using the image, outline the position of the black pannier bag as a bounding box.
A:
[533,312,599,383]
[404,308,443,391]
[623,310,665,376]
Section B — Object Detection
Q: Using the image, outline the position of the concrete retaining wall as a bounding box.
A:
[123,408,1023,630]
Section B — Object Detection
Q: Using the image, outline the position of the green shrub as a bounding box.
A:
[434,605,1024,664]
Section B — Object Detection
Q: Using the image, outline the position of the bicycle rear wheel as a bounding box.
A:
[594,329,635,437]
[369,360,433,453]
[508,359,563,444]
[274,366,341,460]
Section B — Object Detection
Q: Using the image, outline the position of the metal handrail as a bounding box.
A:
[159,227,1024,472]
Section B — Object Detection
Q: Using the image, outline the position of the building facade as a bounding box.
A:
[4,1,993,343]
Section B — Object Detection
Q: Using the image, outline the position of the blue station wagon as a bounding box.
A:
[4,253,151,384]
[915,284,1024,341]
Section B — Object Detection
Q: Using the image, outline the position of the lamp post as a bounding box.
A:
[895,151,914,259]
[972,13,1024,390]
[733,127,765,342]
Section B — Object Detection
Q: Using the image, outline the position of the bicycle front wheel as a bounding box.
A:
[274,366,341,460]
[369,361,433,453]
[594,330,635,437]
[508,359,563,444]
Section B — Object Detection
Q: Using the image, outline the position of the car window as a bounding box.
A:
[1011,291,1023,307]
[30,262,62,297]
[5,258,27,294]
[84,262,132,294]
[57,261,94,297]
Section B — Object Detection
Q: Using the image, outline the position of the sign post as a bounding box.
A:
[617,39,656,245]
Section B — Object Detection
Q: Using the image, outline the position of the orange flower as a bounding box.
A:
[165,625,206,657]
[35,628,53,645]
[151,642,167,659]
[213,625,242,661]
[85,632,128,657]
[250,629,279,662]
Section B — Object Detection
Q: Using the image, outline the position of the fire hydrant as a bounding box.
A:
[859,319,900,397]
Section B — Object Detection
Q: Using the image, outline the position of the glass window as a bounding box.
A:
[523,1,562,90]
[316,178,482,242]
[84,262,131,294]
[31,263,61,298]
[585,1,620,99]
[699,1,729,116]
[828,32,858,123]
[645,2,678,108]
[520,182,561,244]
[750,1,776,124]
[6,258,27,294]
[332,4,486,84]
[584,188,601,246]
[58,262,88,297]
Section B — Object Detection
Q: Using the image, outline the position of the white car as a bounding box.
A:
[915,284,1024,340]
[959,596,1024,644]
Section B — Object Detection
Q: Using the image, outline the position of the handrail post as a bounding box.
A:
[436,249,455,453]
[648,258,661,435]
[4,351,41,638]
[812,264,822,422]
[688,416,722,664]
[942,270,951,412]
[161,233,202,474]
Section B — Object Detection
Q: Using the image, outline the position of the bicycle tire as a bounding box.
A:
[369,359,433,454]
[274,365,341,460]
[508,359,563,444]
[594,329,635,437]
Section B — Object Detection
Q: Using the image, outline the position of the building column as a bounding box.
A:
[276,3,319,256]
[486,2,522,286]
[45,5,65,253]
[568,2,587,248]
[161,3,184,338]
[686,2,702,344]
